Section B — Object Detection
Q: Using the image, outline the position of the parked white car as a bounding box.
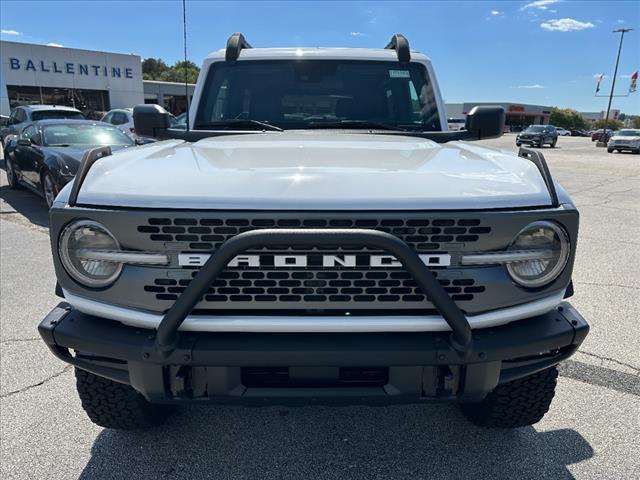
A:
[100,108,135,136]
[607,129,640,154]
[555,127,571,136]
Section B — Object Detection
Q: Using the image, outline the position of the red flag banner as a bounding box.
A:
[630,71,638,93]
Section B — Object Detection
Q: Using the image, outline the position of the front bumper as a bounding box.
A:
[39,301,588,405]
[517,137,543,144]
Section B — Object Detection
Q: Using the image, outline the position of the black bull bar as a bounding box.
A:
[155,229,473,355]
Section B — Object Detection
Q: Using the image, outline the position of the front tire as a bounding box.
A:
[41,170,59,208]
[75,368,174,430]
[5,156,21,189]
[460,366,558,428]
[550,138,557,148]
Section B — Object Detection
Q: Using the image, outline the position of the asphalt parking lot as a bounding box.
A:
[1,135,639,479]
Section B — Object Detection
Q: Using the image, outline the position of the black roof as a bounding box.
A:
[18,104,82,113]
[32,119,112,127]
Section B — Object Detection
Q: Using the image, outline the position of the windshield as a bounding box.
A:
[524,126,545,133]
[195,60,441,131]
[617,130,640,136]
[32,110,84,121]
[42,124,134,146]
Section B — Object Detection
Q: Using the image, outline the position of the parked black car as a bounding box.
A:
[0,105,84,148]
[516,125,558,148]
[4,120,136,208]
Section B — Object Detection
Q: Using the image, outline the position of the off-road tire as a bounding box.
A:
[460,366,558,428]
[75,368,174,430]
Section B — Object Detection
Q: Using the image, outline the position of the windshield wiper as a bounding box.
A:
[307,120,407,132]
[48,144,71,147]
[196,119,283,132]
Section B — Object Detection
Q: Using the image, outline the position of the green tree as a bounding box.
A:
[592,118,624,130]
[549,107,587,130]
[159,60,200,84]
[141,58,169,80]
[629,116,640,129]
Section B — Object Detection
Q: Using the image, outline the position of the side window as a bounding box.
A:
[15,108,26,123]
[102,112,113,124]
[21,125,39,144]
[112,112,127,125]
[9,109,19,124]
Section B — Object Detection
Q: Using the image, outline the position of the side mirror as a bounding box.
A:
[465,106,505,140]
[17,138,31,147]
[133,104,173,138]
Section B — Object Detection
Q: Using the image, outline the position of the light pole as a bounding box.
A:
[598,28,633,147]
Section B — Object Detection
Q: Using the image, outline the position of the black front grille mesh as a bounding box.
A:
[144,269,485,305]
[137,217,491,252]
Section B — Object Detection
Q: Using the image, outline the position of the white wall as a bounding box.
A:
[0,41,144,115]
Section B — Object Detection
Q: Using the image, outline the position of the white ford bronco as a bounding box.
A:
[39,34,588,430]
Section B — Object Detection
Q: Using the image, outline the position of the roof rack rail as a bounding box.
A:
[385,33,410,62]
[518,147,560,208]
[225,32,252,61]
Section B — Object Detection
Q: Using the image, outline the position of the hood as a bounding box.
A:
[48,144,132,176]
[611,135,640,141]
[72,132,554,210]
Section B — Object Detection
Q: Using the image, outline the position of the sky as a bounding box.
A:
[1,0,639,114]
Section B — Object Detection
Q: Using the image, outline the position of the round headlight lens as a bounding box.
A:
[59,220,122,287]
[506,221,570,288]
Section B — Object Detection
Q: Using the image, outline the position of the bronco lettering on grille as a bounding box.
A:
[178,253,451,268]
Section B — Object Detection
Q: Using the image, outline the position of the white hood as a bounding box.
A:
[73,132,554,210]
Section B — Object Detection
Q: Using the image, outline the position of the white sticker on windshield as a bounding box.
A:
[389,69,410,78]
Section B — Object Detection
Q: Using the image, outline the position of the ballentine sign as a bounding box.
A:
[9,58,134,79]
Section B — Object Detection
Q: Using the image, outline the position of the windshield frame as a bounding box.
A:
[194,59,443,132]
[41,123,135,147]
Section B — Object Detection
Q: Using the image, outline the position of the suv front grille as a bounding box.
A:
[133,213,494,311]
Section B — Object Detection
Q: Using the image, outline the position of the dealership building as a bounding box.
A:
[446,102,553,129]
[0,41,194,116]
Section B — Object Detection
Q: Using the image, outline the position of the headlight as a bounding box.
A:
[506,221,570,288]
[59,220,122,287]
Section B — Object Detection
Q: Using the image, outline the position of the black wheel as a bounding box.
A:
[550,138,557,148]
[41,170,59,208]
[5,155,21,189]
[516,142,521,147]
[75,368,174,430]
[607,148,614,153]
[460,366,558,428]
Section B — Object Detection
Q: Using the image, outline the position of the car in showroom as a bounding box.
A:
[607,128,640,154]
[38,33,588,431]
[0,105,84,148]
[515,125,558,148]
[4,120,136,207]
